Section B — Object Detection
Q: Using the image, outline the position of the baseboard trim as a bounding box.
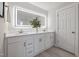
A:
[54,46,75,56]
[0,52,4,57]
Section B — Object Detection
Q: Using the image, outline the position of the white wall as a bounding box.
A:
[6,2,48,34]
[48,9,56,32]
[48,3,73,32]
[6,2,73,33]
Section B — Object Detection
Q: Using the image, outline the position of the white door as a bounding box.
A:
[8,41,25,57]
[57,5,76,53]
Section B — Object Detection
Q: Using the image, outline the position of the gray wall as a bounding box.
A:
[7,2,48,33]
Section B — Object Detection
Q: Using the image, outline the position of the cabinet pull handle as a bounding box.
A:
[28,43,32,45]
[28,51,32,53]
[39,38,42,42]
[72,32,75,34]
[24,42,26,47]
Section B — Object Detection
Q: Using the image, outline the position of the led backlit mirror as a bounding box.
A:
[14,7,46,28]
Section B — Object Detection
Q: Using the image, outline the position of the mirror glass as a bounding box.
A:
[0,2,4,17]
[15,7,46,28]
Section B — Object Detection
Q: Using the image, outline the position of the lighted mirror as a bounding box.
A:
[14,7,46,28]
[0,2,4,17]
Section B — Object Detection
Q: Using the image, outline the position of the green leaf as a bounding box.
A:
[30,17,41,28]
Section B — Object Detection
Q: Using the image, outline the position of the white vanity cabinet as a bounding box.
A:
[44,32,55,49]
[6,37,25,57]
[8,41,25,57]
[44,33,51,49]
[24,35,34,57]
[34,34,45,56]
[50,32,55,47]
[5,32,54,57]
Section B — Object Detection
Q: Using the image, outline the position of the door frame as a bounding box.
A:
[56,3,79,56]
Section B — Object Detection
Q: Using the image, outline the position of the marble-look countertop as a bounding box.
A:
[6,31,55,38]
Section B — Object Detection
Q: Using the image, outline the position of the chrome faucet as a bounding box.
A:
[18,29,23,33]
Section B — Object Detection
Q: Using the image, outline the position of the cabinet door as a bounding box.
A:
[8,40,25,57]
[34,34,45,56]
[44,33,51,49]
[50,32,54,47]
[38,34,45,52]
[34,35,40,55]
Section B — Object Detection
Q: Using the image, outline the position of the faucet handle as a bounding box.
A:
[18,29,23,33]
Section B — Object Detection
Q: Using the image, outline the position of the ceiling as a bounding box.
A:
[29,2,73,11]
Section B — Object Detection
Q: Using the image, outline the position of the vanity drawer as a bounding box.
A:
[26,42,33,47]
[26,39,33,43]
[26,37,33,47]
[26,50,33,57]
[27,42,33,45]
[26,47,33,52]
[26,44,33,50]
[26,47,33,56]
[7,37,23,44]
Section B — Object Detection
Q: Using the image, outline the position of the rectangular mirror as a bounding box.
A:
[0,2,4,17]
[14,7,46,28]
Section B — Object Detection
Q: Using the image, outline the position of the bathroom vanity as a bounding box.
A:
[4,4,54,57]
[4,32,55,57]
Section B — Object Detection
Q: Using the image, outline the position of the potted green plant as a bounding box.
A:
[30,17,41,32]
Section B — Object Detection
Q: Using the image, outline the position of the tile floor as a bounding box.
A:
[35,47,75,57]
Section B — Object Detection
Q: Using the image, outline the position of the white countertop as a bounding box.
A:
[5,31,55,38]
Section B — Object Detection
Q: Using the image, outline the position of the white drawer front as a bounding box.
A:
[7,37,22,44]
[26,42,33,46]
[26,45,33,50]
[26,47,33,57]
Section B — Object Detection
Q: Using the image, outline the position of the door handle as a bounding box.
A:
[39,38,42,42]
[72,32,75,34]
